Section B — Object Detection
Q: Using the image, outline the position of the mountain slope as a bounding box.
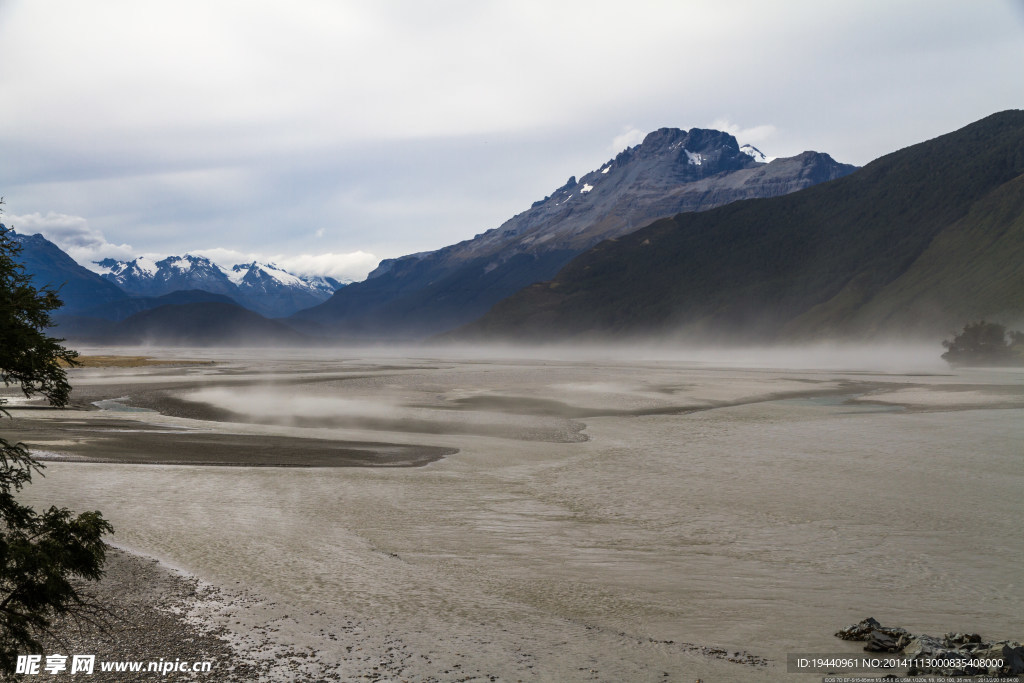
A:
[293,128,856,338]
[454,110,1024,342]
[110,302,309,346]
[5,227,128,314]
[806,172,1024,336]
[51,289,242,340]
[77,289,240,321]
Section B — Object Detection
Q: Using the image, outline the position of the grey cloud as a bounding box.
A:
[0,0,1021,270]
[6,211,137,267]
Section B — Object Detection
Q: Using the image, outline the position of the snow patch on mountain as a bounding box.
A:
[167,257,190,272]
[230,262,305,288]
[254,263,304,287]
[134,257,159,276]
[740,144,775,163]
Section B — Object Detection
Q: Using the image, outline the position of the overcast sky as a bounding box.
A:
[1,0,1022,280]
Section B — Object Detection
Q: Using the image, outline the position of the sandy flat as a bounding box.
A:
[854,385,1024,410]
[8,349,1023,681]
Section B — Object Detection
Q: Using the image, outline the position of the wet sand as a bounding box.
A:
[6,348,1024,681]
[6,415,453,467]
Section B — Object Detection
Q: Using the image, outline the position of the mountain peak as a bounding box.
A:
[638,127,741,155]
[637,127,689,150]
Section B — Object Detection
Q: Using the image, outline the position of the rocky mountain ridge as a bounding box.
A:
[293,127,857,338]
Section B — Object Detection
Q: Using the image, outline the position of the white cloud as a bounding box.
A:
[191,247,379,282]
[274,252,379,282]
[707,119,779,146]
[6,212,137,266]
[611,126,646,152]
[188,247,262,268]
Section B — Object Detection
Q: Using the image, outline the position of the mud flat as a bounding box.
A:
[8,347,1023,680]
[6,414,453,467]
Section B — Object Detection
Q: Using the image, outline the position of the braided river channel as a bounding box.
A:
[8,346,1022,681]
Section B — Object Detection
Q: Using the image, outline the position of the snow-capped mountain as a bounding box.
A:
[95,255,345,317]
[97,255,235,298]
[228,262,340,298]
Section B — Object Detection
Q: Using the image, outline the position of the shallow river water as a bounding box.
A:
[12,346,1024,681]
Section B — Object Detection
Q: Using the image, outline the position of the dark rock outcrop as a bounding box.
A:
[836,617,1024,677]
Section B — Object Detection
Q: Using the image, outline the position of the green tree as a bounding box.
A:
[941,320,1023,366]
[0,209,112,672]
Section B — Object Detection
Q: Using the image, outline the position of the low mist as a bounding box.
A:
[76,339,961,375]
[418,340,953,374]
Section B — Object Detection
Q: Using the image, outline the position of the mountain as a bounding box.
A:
[4,227,128,314]
[95,255,344,317]
[51,289,242,340]
[96,254,233,297]
[452,111,1024,343]
[109,301,309,346]
[77,289,240,321]
[227,262,342,318]
[292,128,857,338]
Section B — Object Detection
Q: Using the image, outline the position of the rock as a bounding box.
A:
[944,631,983,647]
[864,630,900,653]
[835,619,1023,677]
[902,635,969,675]
[835,617,882,641]
[973,642,1024,676]
[901,634,944,658]
[835,617,909,652]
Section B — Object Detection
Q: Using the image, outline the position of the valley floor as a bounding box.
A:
[6,346,1023,681]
